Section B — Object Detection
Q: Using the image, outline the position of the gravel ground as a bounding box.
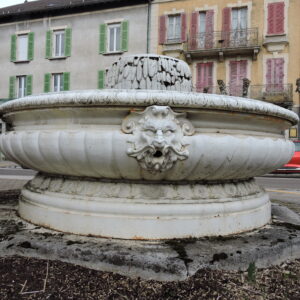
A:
[1,256,300,299]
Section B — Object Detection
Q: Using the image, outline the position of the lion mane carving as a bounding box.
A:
[122,105,194,173]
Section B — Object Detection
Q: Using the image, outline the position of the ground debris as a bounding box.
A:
[0,256,299,299]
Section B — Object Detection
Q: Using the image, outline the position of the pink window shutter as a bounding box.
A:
[196,63,203,92]
[190,12,198,50]
[266,59,273,91]
[206,62,213,92]
[159,15,167,44]
[267,3,275,34]
[275,58,284,91]
[240,60,248,80]
[222,7,231,47]
[205,10,214,49]
[181,13,187,42]
[275,2,285,34]
[229,61,238,95]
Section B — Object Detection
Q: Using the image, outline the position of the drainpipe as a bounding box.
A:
[146,0,152,53]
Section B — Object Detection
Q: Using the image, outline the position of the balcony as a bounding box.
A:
[193,83,293,108]
[185,28,260,62]
[250,84,293,108]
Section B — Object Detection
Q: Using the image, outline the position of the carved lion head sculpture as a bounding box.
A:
[122,106,194,173]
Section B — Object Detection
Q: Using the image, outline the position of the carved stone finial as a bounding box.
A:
[242,78,251,97]
[296,78,300,93]
[122,105,194,173]
[217,80,227,95]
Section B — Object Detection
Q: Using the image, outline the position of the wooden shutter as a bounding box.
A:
[9,76,16,99]
[196,63,213,92]
[267,3,276,34]
[99,24,107,54]
[65,28,72,57]
[268,2,284,35]
[44,73,51,93]
[275,58,284,84]
[181,13,187,42]
[222,7,231,47]
[98,70,105,89]
[275,2,284,34]
[45,30,52,58]
[10,35,17,62]
[205,10,214,49]
[229,61,238,95]
[63,72,70,91]
[121,21,129,52]
[159,15,167,44]
[206,62,213,91]
[26,75,33,96]
[190,12,198,50]
[27,32,34,61]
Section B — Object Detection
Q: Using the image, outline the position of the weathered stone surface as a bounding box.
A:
[105,54,192,92]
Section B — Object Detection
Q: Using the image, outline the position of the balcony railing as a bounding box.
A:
[250,84,293,106]
[188,28,259,51]
[192,83,293,107]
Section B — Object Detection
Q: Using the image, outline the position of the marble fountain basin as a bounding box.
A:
[0,56,298,240]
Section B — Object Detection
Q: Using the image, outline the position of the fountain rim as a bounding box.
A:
[0,89,298,125]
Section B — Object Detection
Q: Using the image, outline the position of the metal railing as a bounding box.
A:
[250,84,293,103]
[192,83,293,105]
[188,28,259,51]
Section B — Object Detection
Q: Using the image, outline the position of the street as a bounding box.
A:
[256,176,300,205]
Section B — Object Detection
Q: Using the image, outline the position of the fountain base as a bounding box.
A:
[19,174,271,239]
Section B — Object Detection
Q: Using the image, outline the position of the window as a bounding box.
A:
[196,62,213,93]
[8,75,32,99]
[266,58,284,92]
[17,35,28,61]
[99,21,128,54]
[159,14,186,45]
[229,60,248,96]
[53,30,65,57]
[108,24,121,52]
[17,76,27,98]
[46,28,72,59]
[10,32,34,62]
[167,15,181,42]
[44,72,70,92]
[231,7,247,46]
[267,2,285,35]
[53,73,64,92]
[197,11,214,49]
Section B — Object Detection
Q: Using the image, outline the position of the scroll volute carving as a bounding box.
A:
[122,105,195,173]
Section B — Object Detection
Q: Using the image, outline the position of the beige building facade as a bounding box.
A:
[153,0,300,138]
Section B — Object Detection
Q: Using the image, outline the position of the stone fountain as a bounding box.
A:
[0,55,298,240]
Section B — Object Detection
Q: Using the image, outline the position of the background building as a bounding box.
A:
[0,0,150,99]
[154,0,300,138]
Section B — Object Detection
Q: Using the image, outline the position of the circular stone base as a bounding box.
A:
[19,174,271,240]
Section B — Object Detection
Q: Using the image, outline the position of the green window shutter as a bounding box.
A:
[10,35,17,62]
[46,30,52,58]
[27,32,34,60]
[8,76,16,99]
[121,21,129,52]
[65,28,72,57]
[26,75,33,96]
[44,73,51,93]
[98,70,105,89]
[99,24,107,54]
[63,72,70,91]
